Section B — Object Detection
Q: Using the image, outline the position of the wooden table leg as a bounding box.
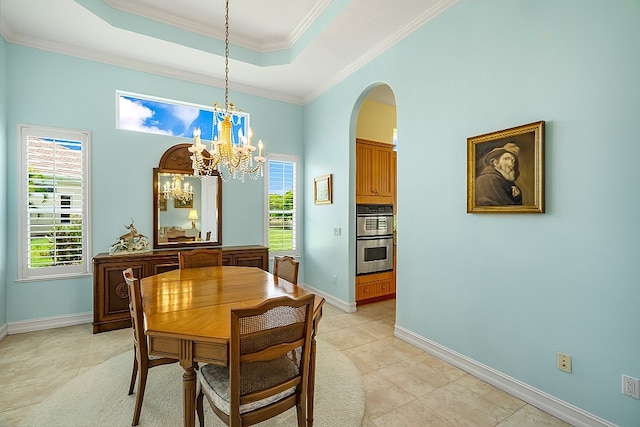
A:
[181,365,196,427]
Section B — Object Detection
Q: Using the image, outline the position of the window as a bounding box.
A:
[116,90,249,143]
[19,125,91,280]
[265,154,298,256]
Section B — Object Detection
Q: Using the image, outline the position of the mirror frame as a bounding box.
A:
[153,143,222,249]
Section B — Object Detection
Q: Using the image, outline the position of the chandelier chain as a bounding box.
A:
[188,0,265,182]
[224,0,230,112]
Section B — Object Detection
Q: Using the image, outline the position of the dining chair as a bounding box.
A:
[178,248,223,269]
[123,268,178,426]
[195,294,315,427]
[273,256,299,285]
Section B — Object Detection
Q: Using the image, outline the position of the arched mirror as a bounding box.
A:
[153,143,222,249]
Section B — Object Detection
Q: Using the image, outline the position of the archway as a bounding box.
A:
[353,84,397,309]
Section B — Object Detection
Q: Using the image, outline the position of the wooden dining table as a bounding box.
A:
[140,265,324,427]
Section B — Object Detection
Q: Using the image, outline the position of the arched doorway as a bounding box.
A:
[353,84,397,310]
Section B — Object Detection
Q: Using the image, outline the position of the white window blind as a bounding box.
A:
[265,155,298,255]
[20,125,91,280]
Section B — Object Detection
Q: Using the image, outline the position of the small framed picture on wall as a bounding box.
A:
[314,174,333,205]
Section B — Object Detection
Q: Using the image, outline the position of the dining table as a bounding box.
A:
[139,265,324,427]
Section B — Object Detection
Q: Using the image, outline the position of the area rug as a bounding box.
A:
[19,339,364,427]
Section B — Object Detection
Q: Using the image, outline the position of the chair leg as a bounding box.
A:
[128,354,138,396]
[131,367,148,426]
[296,401,306,427]
[196,389,205,427]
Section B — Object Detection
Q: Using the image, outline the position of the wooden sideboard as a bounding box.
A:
[92,245,269,333]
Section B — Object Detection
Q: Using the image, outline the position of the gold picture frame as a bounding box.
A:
[314,174,333,205]
[158,193,167,211]
[467,121,544,213]
[174,197,193,209]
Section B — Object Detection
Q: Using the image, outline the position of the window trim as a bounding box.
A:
[264,153,299,258]
[18,124,92,281]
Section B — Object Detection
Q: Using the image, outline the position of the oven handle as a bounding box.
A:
[356,213,394,217]
[356,235,394,241]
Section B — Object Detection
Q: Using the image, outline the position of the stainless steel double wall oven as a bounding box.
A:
[356,204,394,275]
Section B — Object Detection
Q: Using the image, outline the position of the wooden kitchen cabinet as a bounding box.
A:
[92,245,268,333]
[356,270,395,303]
[356,139,395,205]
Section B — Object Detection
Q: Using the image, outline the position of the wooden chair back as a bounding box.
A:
[273,256,299,285]
[233,294,314,426]
[197,294,314,426]
[178,248,223,269]
[123,268,147,358]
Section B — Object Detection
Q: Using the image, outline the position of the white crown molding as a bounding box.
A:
[395,325,616,427]
[2,31,304,105]
[284,0,333,50]
[105,0,332,53]
[303,0,458,104]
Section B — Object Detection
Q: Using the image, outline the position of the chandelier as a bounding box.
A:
[162,174,193,203]
[189,0,265,182]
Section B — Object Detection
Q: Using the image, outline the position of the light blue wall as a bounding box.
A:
[3,0,639,424]
[0,35,7,327]
[303,0,640,425]
[3,44,303,323]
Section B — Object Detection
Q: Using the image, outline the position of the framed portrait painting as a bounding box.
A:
[314,174,333,205]
[467,121,544,213]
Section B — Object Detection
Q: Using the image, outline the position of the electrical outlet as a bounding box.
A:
[557,352,572,373]
[333,227,341,236]
[332,275,337,285]
[622,375,640,399]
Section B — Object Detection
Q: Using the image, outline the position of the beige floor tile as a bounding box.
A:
[320,325,380,350]
[497,404,573,426]
[362,370,416,420]
[375,357,452,398]
[414,352,467,382]
[455,374,527,413]
[370,398,455,427]
[418,381,514,427]
[318,311,370,334]
[344,339,415,372]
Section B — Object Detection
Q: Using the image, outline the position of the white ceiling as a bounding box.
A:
[0,0,456,105]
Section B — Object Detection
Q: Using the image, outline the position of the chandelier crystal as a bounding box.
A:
[189,0,265,182]
[162,174,193,203]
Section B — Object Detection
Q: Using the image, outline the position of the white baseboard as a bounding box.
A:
[394,325,615,427]
[0,323,7,341]
[299,282,357,313]
[6,312,92,335]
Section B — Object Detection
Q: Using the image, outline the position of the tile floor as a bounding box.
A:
[0,298,571,426]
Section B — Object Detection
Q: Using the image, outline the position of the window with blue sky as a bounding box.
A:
[116,91,249,144]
